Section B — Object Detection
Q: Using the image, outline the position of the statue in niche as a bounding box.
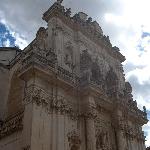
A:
[105,67,118,96]
[80,49,92,83]
[80,49,92,71]
[36,27,47,50]
[91,57,102,84]
[64,42,73,69]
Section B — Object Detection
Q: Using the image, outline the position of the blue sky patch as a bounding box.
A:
[0,22,16,47]
[142,32,150,39]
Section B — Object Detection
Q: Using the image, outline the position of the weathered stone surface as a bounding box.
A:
[0,1,148,150]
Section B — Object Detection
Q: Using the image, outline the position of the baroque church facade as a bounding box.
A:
[0,0,148,150]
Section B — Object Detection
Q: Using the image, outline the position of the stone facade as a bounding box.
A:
[0,0,148,150]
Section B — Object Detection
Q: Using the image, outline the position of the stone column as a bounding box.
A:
[113,116,128,150]
[116,129,124,150]
[85,117,96,150]
[84,96,97,150]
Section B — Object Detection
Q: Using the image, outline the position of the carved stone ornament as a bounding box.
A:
[51,95,72,114]
[96,130,110,150]
[65,8,71,17]
[82,105,97,120]
[24,86,50,105]
[68,130,81,150]
[80,49,92,71]
[91,57,102,84]
[0,111,24,139]
[105,67,118,97]
[64,41,74,69]
[22,145,30,150]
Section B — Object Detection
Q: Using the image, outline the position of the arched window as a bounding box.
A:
[64,42,73,68]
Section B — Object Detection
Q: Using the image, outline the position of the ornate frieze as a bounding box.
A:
[24,85,51,106]
[18,49,79,86]
[0,111,24,139]
[24,85,79,117]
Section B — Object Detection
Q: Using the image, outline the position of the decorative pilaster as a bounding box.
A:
[86,117,96,150]
[83,96,97,150]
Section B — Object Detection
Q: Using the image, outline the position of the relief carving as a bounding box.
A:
[0,111,24,139]
[68,130,81,150]
[36,27,47,50]
[52,95,72,114]
[64,41,74,69]
[91,57,103,85]
[105,67,118,97]
[80,49,92,71]
[96,130,110,150]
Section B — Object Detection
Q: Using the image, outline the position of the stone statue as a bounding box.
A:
[57,0,63,4]
[65,8,71,17]
[86,17,92,23]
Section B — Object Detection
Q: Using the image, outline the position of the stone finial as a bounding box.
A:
[143,106,147,113]
[65,8,71,17]
[57,0,63,4]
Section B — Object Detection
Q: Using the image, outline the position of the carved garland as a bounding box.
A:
[24,85,77,117]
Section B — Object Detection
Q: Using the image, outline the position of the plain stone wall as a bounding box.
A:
[0,131,22,150]
[0,65,9,119]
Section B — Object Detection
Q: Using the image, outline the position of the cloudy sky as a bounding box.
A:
[0,0,150,147]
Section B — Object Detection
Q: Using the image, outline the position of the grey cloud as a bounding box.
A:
[0,0,125,46]
[124,62,146,73]
[128,75,150,104]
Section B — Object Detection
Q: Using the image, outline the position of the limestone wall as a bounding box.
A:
[0,131,22,150]
[0,65,9,119]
